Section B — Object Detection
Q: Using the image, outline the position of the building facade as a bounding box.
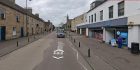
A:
[71,14,85,32]
[0,0,49,41]
[77,0,140,49]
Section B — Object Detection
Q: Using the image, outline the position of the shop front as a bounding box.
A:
[81,28,86,36]
[89,28,103,41]
[105,27,128,46]
[77,17,128,46]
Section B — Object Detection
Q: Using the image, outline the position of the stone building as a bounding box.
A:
[65,15,72,31]
[0,0,47,41]
[71,13,85,32]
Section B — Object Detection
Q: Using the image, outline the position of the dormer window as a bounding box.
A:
[90,2,95,9]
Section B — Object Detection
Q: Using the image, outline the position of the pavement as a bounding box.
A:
[0,32,47,57]
[0,32,92,70]
[68,32,140,70]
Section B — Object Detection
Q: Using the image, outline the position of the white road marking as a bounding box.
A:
[53,41,64,60]
[69,45,88,70]
[79,61,88,70]
[52,56,64,60]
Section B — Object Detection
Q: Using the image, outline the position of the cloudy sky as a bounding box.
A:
[16,0,94,26]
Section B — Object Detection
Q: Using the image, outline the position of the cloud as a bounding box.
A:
[16,0,94,26]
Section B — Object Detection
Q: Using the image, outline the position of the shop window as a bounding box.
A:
[118,1,124,16]
[109,6,113,18]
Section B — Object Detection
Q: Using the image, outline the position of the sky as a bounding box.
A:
[16,0,94,26]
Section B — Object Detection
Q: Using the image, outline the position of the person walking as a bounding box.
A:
[117,36,123,48]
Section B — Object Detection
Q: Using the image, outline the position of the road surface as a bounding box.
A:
[0,32,92,70]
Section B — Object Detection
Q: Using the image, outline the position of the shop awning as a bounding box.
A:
[77,17,128,29]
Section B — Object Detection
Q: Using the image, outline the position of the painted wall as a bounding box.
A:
[86,0,140,24]
[86,28,89,37]
[128,14,140,25]
[128,26,140,49]
[104,29,114,43]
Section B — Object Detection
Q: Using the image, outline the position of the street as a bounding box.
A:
[0,32,92,70]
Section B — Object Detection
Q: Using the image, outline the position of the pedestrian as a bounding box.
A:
[117,36,123,48]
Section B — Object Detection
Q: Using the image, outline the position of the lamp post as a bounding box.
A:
[25,0,32,36]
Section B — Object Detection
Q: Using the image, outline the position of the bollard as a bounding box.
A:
[88,48,91,57]
[28,37,29,42]
[79,42,80,48]
[74,39,76,43]
[34,35,35,39]
[17,41,19,47]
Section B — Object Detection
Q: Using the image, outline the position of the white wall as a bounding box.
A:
[86,0,140,24]
[125,1,140,17]
[128,14,140,25]
[128,26,140,48]
[103,29,114,43]
[86,28,89,37]
[80,28,82,35]
[87,0,123,24]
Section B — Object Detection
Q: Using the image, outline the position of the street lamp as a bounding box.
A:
[26,0,32,36]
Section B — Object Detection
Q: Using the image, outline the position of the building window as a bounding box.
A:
[16,15,20,22]
[91,15,93,22]
[109,6,113,18]
[13,27,16,36]
[100,10,103,20]
[26,16,29,24]
[0,10,5,20]
[89,16,90,23]
[118,1,124,16]
[94,13,96,22]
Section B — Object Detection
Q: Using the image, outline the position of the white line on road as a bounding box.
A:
[68,43,88,70]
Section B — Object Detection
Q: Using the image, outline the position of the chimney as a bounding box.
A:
[26,7,32,13]
[9,0,15,3]
[48,20,50,23]
[35,13,39,17]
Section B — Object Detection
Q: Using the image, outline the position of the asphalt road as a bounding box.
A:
[0,32,91,70]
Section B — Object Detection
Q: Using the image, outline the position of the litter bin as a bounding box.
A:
[131,42,139,54]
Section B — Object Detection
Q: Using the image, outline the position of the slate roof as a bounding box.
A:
[87,0,108,13]
[0,0,45,22]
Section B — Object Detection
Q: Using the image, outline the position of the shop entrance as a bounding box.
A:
[81,28,86,36]
[106,27,128,46]
[93,30,103,41]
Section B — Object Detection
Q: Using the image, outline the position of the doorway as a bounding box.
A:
[0,26,6,41]
[21,27,24,37]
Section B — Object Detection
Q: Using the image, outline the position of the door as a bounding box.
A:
[32,28,33,35]
[21,27,24,37]
[0,26,6,40]
[0,27,1,40]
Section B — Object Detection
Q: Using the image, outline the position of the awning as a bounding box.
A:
[77,17,128,29]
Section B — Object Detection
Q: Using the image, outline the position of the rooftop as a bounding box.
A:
[0,0,45,22]
[87,0,107,13]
